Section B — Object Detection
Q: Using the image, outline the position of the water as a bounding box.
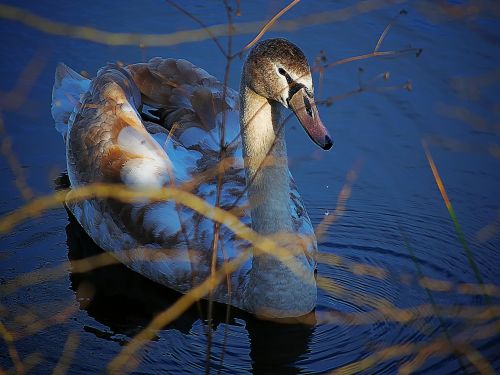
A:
[1,1,499,373]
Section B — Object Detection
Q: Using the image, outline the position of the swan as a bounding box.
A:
[51,38,332,318]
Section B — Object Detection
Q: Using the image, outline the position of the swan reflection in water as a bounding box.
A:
[65,212,315,374]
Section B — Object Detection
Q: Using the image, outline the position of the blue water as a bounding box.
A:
[0,1,499,374]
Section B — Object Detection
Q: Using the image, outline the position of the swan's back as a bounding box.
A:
[128,58,241,150]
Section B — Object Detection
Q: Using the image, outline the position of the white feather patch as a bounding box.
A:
[118,126,172,189]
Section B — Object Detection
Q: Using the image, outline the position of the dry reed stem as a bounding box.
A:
[422,133,500,160]
[165,0,227,57]
[422,140,487,293]
[2,246,498,322]
[399,339,497,375]
[0,51,47,206]
[3,236,498,303]
[0,253,118,296]
[320,6,422,70]
[475,209,500,243]
[0,1,496,374]
[315,159,362,241]
[458,344,497,375]
[0,246,235,297]
[205,2,235,369]
[0,50,47,112]
[316,276,396,313]
[5,353,42,375]
[437,104,500,135]
[52,333,79,375]
[12,304,77,341]
[0,117,34,201]
[417,1,497,23]
[313,9,420,105]
[0,183,312,288]
[316,304,500,326]
[329,320,499,375]
[0,1,407,48]
[450,67,500,101]
[322,49,422,70]
[0,321,24,375]
[318,252,500,297]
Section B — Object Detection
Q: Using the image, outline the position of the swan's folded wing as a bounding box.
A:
[66,65,169,186]
[63,62,252,299]
[65,65,186,245]
[127,58,240,151]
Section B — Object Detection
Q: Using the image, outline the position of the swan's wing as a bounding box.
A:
[64,64,188,261]
[63,62,252,300]
[63,64,219,291]
[66,64,170,189]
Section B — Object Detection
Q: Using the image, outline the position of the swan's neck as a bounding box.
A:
[239,83,292,234]
[239,80,316,317]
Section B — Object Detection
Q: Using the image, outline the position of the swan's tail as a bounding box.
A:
[51,63,90,140]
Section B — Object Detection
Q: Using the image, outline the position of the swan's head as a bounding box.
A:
[243,38,332,150]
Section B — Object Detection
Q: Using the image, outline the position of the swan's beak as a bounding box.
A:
[288,88,332,150]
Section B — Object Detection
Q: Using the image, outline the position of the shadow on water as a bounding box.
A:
[64,206,315,373]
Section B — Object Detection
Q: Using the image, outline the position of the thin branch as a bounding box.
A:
[206,1,235,372]
[328,321,499,375]
[374,9,408,52]
[0,1,400,48]
[0,116,34,201]
[315,160,361,241]
[322,48,422,70]
[232,0,301,57]
[52,332,79,375]
[0,321,24,375]
[165,0,228,58]
[398,225,469,373]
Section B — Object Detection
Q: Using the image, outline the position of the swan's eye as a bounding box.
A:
[304,96,313,117]
[278,68,293,84]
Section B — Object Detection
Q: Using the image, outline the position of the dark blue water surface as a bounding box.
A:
[1,1,499,374]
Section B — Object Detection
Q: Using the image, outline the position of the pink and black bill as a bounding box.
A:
[279,68,333,150]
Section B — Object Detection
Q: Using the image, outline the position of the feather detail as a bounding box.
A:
[51,63,90,140]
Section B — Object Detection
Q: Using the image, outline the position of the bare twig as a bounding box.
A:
[206,1,236,372]
[315,159,362,241]
[328,321,499,375]
[374,9,408,52]
[0,1,407,48]
[322,48,422,70]
[0,321,24,375]
[0,117,34,201]
[52,333,79,375]
[165,0,228,57]
[0,49,48,111]
[422,141,487,294]
[233,0,301,57]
